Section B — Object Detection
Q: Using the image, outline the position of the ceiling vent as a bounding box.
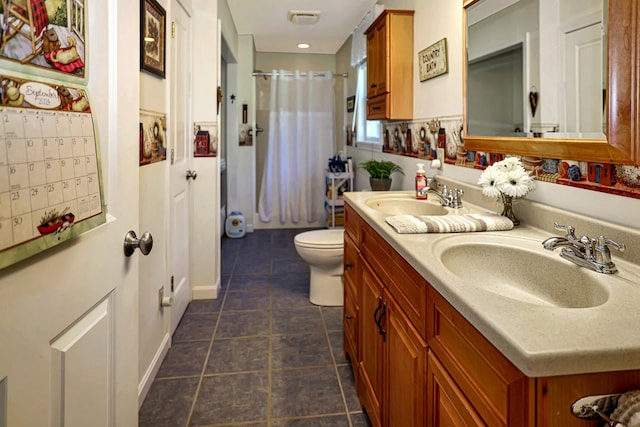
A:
[288,10,321,25]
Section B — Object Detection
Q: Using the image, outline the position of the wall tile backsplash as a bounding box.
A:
[376,116,640,200]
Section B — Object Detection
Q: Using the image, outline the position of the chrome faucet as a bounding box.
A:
[427,178,464,208]
[542,223,626,274]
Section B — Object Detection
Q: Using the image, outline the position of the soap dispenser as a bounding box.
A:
[415,163,428,199]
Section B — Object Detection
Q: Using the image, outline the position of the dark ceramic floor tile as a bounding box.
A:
[157,341,210,378]
[270,415,350,427]
[349,411,372,427]
[338,365,360,413]
[190,372,269,426]
[139,377,199,427]
[328,331,349,365]
[271,272,310,289]
[271,366,345,418]
[241,258,272,274]
[173,313,218,342]
[321,306,344,332]
[271,289,312,310]
[216,309,271,338]
[227,274,271,292]
[272,258,309,274]
[186,298,223,314]
[223,289,271,311]
[271,334,333,369]
[271,239,299,260]
[271,307,324,335]
[206,336,269,373]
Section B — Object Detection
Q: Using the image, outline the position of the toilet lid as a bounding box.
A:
[294,229,344,249]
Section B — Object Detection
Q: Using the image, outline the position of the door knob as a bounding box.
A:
[123,230,154,257]
[186,170,197,180]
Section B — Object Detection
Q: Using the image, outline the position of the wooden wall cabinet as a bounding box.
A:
[365,9,414,121]
[344,201,640,426]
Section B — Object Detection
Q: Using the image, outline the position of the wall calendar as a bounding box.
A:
[0,75,105,270]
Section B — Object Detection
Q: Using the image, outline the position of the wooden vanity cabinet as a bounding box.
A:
[345,202,640,426]
[343,232,359,385]
[427,288,535,426]
[365,9,414,121]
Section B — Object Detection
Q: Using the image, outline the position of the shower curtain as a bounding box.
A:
[258,70,335,224]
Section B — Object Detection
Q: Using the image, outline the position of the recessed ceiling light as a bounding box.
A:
[297,43,310,49]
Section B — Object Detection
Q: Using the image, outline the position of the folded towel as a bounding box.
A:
[385,213,514,234]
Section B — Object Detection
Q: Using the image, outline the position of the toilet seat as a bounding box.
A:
[294,229,344,249]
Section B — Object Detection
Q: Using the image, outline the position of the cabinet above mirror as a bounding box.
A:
[463,0,639,165]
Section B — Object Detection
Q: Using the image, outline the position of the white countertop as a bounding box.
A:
[345,178,640,377]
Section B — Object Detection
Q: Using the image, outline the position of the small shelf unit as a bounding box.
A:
[325,171,353,228]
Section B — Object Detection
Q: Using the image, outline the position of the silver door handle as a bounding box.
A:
[247,126,264,137]
[186,170,197,180]
[123,230,154,257]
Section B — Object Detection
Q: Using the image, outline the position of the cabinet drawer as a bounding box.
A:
[360,221,427,339]
[367,94,389,120]
[344,233,359,299]
[427,350,484,427]
[344,202,360,245]
[427,288,534,426]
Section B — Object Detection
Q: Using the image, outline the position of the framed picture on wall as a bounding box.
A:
[140,0,166,78]
[346,95,355,113]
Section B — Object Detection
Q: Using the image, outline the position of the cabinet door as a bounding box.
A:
[427,351,485,427]
[358,258,384,427]
[344,288,359,381]
[366,18,387,99]
[384,291,427,427]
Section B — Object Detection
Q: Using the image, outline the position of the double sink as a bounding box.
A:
[363,192,630,310]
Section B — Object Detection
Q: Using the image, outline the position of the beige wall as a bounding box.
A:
[341,0,640,229]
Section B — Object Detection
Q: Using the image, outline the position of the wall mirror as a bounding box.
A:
[463,0,639,165]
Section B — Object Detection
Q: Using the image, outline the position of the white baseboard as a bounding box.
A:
[192,276,220,300]
[138,332,171,409]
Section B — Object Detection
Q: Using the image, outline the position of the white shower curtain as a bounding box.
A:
[258,70,336,224]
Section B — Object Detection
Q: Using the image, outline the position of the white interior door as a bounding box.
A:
[564,22,603,133]
[169,0,193,335]
[0,0,139,426]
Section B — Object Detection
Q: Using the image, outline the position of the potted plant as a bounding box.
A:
[359,160,404,191]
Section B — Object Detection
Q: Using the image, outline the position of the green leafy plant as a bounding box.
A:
[358,160,404,179]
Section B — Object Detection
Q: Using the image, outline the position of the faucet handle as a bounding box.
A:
[593,236,626,265]
[450,188,464,208]
[553,223,576,239]
[600,236,625,253]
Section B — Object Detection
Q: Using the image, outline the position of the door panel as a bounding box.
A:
[169,0,193,334]
[0,0,139,425]
[50,296,113,427]
[564,22,603,133]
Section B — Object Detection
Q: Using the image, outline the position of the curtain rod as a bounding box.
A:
[252,71,348,78]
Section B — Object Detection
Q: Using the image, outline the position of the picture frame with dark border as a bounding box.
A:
[140,0,166,78]
[346,95,355,113]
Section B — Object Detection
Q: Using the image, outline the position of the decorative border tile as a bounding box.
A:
[382,117,640,200]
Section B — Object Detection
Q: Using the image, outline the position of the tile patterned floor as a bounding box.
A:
[139,229,371,427]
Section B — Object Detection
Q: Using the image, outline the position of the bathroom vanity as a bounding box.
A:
[343,178,640,426]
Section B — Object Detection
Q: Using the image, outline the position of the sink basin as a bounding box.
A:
[365,196,449,216]
[433,235,609,308]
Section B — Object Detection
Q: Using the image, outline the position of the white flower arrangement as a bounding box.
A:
[477,157,536,198]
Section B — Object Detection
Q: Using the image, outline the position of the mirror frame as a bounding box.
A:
[463,0,639,165]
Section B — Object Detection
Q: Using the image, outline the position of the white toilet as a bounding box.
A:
[294,229,345,306]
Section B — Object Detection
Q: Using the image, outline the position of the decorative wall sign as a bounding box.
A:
[0,0,87,79]
[346,95,355,113]
[0,74,106,269]
[139,109,166,165]
[140,0,166,78]
[419,38,448,82]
